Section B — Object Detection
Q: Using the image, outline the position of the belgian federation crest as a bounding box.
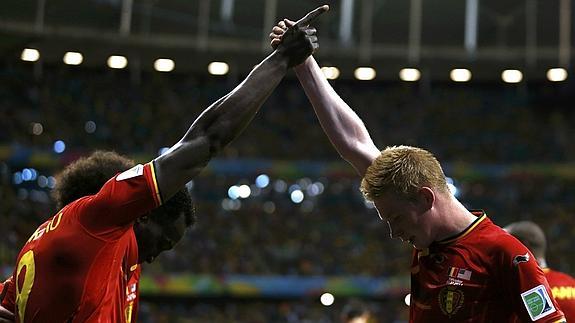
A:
[438,286,465,317]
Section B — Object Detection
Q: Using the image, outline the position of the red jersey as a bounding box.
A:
[124,265,140,323]
[545,268,575,321]
[3,162,161,322]
[410,212,566,322]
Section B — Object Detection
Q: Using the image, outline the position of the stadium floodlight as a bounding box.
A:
[320,293,335,306]
[290,190,304,204]
[85,121,97,134]
[547,68,568,82]
[238,184,251,198]
[21,48,40,62]
[450,69,472,82]
[255,174,270,188]
[321,66,340,80]
[53,140,66,154]
[208,62,229,75]
[30,122,43,135]
[399,68,421,81]
[154,58,175,72]
[63,52,83,65]
[404,293,411,306]
[501,69,523,83]
[354,67,376,80]
[107,55,128,69]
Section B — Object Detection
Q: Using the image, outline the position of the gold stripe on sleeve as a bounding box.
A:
[149,161,163,206]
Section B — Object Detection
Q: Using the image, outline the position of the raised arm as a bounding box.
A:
[154,5,329,200]
[270,21,379,176]
[294,57,380,176]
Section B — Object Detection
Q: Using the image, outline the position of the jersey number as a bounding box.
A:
[15,250,35,321]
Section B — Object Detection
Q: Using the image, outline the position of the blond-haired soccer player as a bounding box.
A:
[270,22,566,322]
[505,221,575,321]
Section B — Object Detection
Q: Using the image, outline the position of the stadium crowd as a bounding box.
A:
[2,64,575,321]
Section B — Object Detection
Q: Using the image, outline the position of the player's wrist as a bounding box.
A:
[268,50,290,70]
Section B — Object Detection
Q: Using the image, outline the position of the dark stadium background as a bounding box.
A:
[1,0,575,321]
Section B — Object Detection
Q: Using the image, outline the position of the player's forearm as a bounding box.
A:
[184,51,287,151]
[156,51,288,198]
[295,57,378,175]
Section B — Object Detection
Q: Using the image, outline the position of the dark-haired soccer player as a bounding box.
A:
[270,19,565,322]
[2,151,194,323]
[3,5,328,322]
[505,221,575,321]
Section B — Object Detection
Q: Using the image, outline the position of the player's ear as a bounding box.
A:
[415,187,434,212]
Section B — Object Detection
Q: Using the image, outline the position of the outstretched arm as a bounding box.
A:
[270,22,379,176]
[294,57,380,176]
[155,5,329,200]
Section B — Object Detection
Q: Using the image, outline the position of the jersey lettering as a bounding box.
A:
[552,286,575,300]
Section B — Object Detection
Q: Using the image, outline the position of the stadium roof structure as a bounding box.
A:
[0,0,572,80]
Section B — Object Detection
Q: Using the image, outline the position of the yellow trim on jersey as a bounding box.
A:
[438,214,487,245]
[552,318,566,323]
[149,162,163,206]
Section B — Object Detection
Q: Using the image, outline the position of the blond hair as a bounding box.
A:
[360,145,449,201]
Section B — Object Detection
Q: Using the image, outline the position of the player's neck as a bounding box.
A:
[433,194,477,242]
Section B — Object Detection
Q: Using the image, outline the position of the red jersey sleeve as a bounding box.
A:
[1,276,15,313]
[497,234,566,322]
[76,162,162,236]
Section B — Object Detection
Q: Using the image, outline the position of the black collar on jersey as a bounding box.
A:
[435,210,487,245]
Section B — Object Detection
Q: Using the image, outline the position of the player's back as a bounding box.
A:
[7,199,136,322]
[4,163,160,322]
[545,268,575,321]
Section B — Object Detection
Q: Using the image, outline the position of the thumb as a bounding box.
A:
[283,19,296,28]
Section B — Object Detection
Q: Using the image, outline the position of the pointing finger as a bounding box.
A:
[294,5,329,27]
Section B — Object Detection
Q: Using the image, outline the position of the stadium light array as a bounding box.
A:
[354,67,376,80]
[208,62,229,75]
[154,58,175,72]
[21,48,40,62]
[321,66,340,80]
[501,69,523,83]
[107,55,128,69]
[450,69,472,82]
[547,68,568,82]
[63,52,83,65]
[399,68,421,81]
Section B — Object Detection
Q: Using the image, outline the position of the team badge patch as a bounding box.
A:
[116,164,144,181]
[520,284,556,321]
[438,286,464,317]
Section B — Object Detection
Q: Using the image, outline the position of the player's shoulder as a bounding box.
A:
[475,220,529,254]
[547,269,575,283]
[472,218,512,244]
